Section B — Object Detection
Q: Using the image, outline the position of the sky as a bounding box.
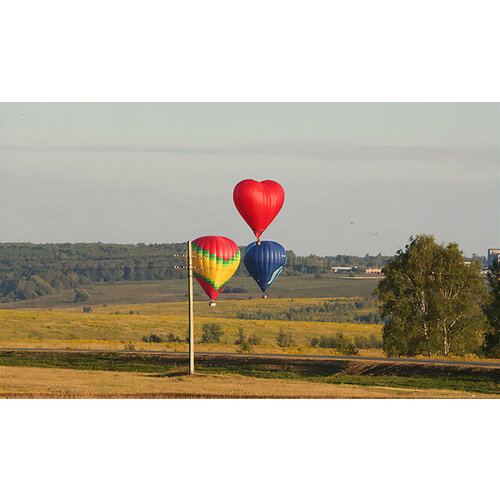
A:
[0,103,498,257]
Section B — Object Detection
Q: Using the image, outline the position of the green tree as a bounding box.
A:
[74,289,90,302]
[200,323,224,343]
[375,235,486,357]
[234,327,246,345]
[483,260,500,356]
[248,333,262,345]
[276,330,295,348]
[234,328,252,352]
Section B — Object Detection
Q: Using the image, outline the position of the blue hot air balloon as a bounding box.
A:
[243,240,287,298]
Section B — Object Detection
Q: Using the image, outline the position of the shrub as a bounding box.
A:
[74,289,89,302]
[235,327,246,345]
[310,337,319,348]
[317,333,359,355]
[276,332,295,348]
[200,323,224,343]
[121,340,136,351]
[342,343,359,355]
[248,333,262,345]
[142,333,163,343]
[352,334,383,349]
[166,333,183,343]
[237,337,252,353]
[234,327,259,351]
[369,333,383,349]
[318,335,332,348]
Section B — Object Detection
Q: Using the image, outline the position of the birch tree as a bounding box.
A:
[376,235,486,357]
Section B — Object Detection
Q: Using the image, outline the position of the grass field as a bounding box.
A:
[66,295,373,319]
[0,275,381,309]
[5,365,494,398]
[0,276,383,353]
[1,351,498,398]
[1,295,382,353]
[1,288,494,362]
[2,277,497,398]
[0,278,384,359]
[0,306,382,357]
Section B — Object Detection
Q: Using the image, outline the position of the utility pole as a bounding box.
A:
[174,241,205,375]
[187,240,195,375]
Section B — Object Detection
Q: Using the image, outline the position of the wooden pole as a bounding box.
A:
[187,240,195,375]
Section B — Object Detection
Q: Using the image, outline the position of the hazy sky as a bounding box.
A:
[1,103,498,256]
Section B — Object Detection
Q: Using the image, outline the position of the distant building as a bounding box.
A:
[366,268,383,274]
[487,249,500,268]
[332,266,356,273]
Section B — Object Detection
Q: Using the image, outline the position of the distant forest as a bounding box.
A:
[0,242,392,302]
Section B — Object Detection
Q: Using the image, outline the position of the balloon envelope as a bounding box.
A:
[191,236,241,301]
[233,179,285,240]
[243,240,287,293]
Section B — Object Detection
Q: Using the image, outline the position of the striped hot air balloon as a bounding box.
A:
[191,236,241,305]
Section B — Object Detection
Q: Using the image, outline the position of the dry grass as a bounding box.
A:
[0,301,382,347]
[0,339,386,358]
[0,275,381,310]
[3,298,497,363]
[1,365,494,399]
[61,296,363,317]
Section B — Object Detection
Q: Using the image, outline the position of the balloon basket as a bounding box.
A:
[262,293,268,299]
[209,300,217,307]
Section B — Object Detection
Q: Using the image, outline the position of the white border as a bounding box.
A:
[1,1,499,102]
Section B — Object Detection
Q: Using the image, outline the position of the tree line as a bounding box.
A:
[0,242,186,302]
[235,297,382,324]
[0,242,395,302]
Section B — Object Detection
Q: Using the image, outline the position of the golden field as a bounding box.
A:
[1,365,494,399]
[59,296,371,318]
[0,297,382,351]
[3,297,498,363]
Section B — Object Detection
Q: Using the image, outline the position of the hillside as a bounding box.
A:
[0,242,389,302]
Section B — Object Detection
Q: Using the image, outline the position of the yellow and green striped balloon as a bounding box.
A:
[191,236,240,302]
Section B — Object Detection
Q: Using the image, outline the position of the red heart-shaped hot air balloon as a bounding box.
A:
[233,179,285,240]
